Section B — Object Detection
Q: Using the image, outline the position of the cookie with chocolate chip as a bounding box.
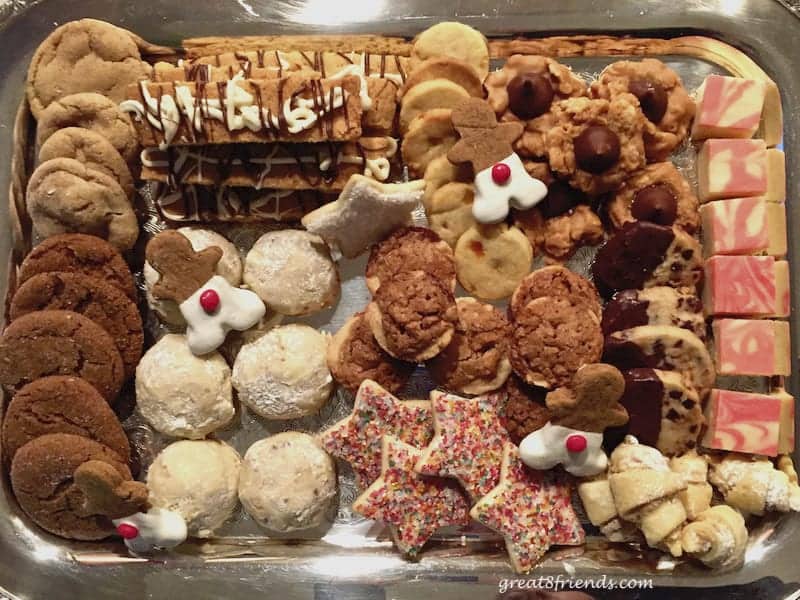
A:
[327,311,415,394]
[0,310,124,402]
[607,162,699,234]
[18,234,136,300]
[427,297,512,395]
[10,272,143,379]
[601,286,706,340]
[2,376,130,464]
[591,59,695,162]
[591,221,703,297]
[546,95,647,195]
[10,433,133,540]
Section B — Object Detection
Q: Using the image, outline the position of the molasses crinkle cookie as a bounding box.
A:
[591,59,695,161]
[546,95,647,195]
[484,54,587,159]
[607,162,700,233]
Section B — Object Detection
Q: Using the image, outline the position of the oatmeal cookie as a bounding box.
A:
[453,224,533,301]
[366,226,456,294]
[485,54,587,159]
[510,265,602,320]
[499,374,552,445]
[17,233,136,300]
[26,19,151,119]
[510,296,603,389]
[607,162,699,234]
[547,95,647,195]
[366,270,458,362]
[0,310,124,402]
[327,312,415,394]
[591,59,695,162]
[427,297,512,395]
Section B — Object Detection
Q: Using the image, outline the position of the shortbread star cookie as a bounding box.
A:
[352,435,470,558]
[301,175,423,258]
[470,443,585,574]
[318,380,433,489]
[415,389,510,500]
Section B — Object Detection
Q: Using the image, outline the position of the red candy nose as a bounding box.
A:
[491,162,511,184]
[117,523,139,540]
[199,289,220,314]
[565,434,587,453]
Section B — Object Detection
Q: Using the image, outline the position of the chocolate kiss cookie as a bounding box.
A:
[604,368,703,457]
[591,221,703,297]
[10,433,133,540]
[10,272,143,379]
[603,324,715,398]
[507,72,555,120]
[602,286,706,340]
[18,234,136,300]
[2,376,130,464]
[0,310,124,402]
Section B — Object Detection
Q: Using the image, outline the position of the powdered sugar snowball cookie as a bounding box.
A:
[243,230,339,316]
[144,227,242,326]
[135,333,234,438]
[146,440,241,538]
[238,432,337,533]
[232,324,333,420]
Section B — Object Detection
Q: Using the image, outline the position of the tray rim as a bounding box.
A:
[1,0,800,598]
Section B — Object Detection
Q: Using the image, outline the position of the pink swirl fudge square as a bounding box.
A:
[702,388,790,456]
[691,75,766,140]
[704,255,790,317]
[700,198,787,257]
[713,318,791,376]
[697,139,785,202]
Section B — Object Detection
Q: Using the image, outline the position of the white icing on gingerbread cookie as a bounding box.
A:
[473,153,547,223]
[519,422,607,477]
[113,508,188,554]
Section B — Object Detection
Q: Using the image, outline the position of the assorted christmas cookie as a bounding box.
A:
[590,59,695,161]
[232,324,333,420]
[410,21,489,79]
[499,375,551,445]
[471,443,584,574]
[547,95,647,195]
[415,389,510,500]
[607,162,700,233]
[135,333,234,438]
[353,435,471,557]
[426,297,512,395]
[327,312,415,394]
[147,440,242,538]
[484,54,588,159]
[601,286,706,340]
[238,432,337,533]
[509,265,601,320]
[318,380,433,489]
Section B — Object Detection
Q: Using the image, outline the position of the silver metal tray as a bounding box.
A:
[2,1,800,598]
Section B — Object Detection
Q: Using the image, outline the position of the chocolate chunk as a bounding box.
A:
[574,125,621,174]
[631,184,678,226]
[629,79,668,123]
[591,221,676,296]
[601,289,650,336]
[539,181,587,218]
[507,72,555,120]
[605,368,664,451]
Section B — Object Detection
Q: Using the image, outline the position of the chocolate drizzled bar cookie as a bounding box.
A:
[139,136,399,190]
[154,183,334,222]
[121,74,363,147]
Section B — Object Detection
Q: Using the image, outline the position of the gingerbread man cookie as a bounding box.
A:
[146,230,265,356]
[75,460,187,554]
[519,363,629,477]
[447,98,547,224]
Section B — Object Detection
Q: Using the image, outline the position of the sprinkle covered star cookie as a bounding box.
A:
[414,389,510,500]
[470,443,585,574]
[318,380,433,489]
[352,435,470,558]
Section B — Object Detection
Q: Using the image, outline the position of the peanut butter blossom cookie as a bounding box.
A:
[470,443,585,574]
[318,380,433,489]
[415,389,510,500]
[352,435,470,557]
[590,59,695,162]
